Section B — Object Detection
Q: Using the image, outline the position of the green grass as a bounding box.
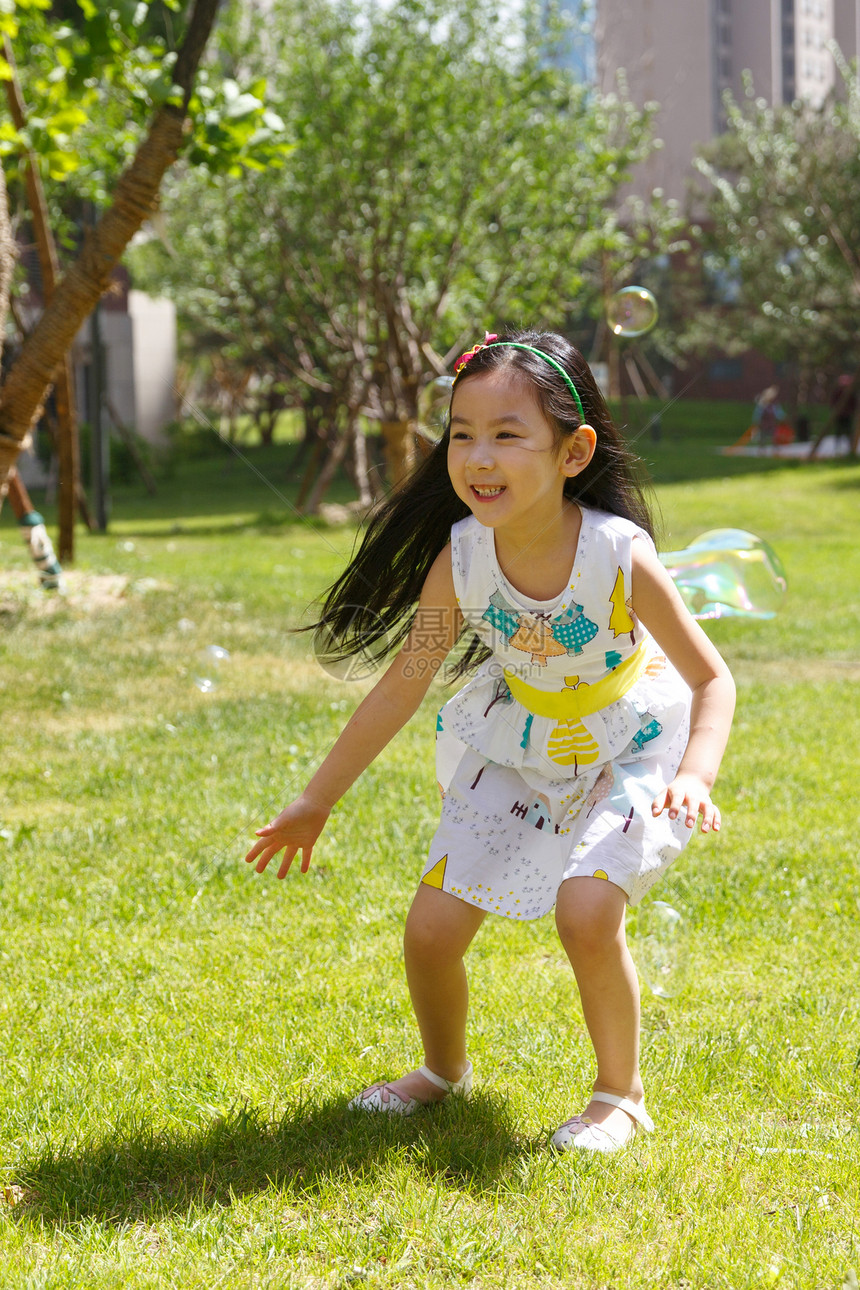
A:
[1,413,859,1288]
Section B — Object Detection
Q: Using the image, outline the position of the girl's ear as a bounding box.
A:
[560,425,597,477]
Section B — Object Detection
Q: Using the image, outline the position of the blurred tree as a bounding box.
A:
[133,0,682,508]
[683,59,860,406]
[0,0,288,541]
[0,165,12,362]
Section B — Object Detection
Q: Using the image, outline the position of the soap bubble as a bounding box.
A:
[606,286,659,338]
[635,901,685,999]
[659,529,787,620]
[193,644,231,693]
[418,375,454,443]
[313,606,390,681]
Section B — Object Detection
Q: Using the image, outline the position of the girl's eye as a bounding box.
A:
[448,429,521,442]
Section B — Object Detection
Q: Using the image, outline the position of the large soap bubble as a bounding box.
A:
[313,606,391,681]
[418,375,454,444]
[193,644,231,693]
[606,286,659,338]
[660,529,787,620]
[635,901,686,999]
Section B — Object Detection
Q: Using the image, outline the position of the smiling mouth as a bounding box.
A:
[471,485,506,498]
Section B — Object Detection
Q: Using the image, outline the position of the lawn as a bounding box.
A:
[1,415,859,1289]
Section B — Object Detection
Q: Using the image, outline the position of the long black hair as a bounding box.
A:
[309,329,655,678]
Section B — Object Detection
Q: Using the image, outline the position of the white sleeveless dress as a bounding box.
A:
[421,507,693,917]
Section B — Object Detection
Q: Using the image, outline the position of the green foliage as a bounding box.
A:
[0,0,289,211]
[0,442,859,1286]
[130,0,683,429]
[684,60,860,381]
[185,76,289,175]
[3,1,175,195]
[0,0,51,44]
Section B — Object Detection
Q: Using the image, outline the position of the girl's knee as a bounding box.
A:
[556,910,615,961]
[555,878,628,958]
[404,884,484,964]
[404,907,445,962]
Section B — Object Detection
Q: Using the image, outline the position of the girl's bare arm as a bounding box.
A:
[245,546,463,877]
[632,539,736,833]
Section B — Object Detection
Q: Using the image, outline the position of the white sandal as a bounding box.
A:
[550,1092,654,1153]
[347,1062,474,1117]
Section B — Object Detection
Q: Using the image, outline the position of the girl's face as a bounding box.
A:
[447,370,595,537]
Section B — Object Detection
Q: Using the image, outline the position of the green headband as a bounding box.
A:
[453,340,586,425]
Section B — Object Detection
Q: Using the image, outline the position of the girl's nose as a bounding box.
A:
[467,439,495,469]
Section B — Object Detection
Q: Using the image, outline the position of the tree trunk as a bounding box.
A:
[0,0,220,495]
[607,336,621,401]
[350,418,374,508]
[380,419,416,487]
[0,162,14,376]
[255,383,284,447]
[294,437,326,511]
[602,256,622,401]
[808,373,860,460]
[0,161,13,518]
[302,426,352,515]
[43,395,96,530]
[293,391,335,508]
[3,35,82,560]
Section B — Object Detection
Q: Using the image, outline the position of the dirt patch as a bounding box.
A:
[0,570,171,616]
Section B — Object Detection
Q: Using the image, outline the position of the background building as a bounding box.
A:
[550,0,859,401]
[593,0,860,203]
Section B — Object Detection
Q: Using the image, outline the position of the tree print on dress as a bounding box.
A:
[482,589,599,667]
[483,677,514,718]
[546,717,601,769]
[422,853,448,888]
[509,615,567,666]
[608,566,636,644]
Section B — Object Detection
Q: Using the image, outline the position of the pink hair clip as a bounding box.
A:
[453,332,499,375]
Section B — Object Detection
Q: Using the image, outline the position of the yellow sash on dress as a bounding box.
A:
[504,642,648,721]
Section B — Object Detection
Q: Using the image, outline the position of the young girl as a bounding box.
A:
[244,330,735,1153]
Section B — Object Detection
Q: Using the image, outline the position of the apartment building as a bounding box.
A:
[557,0,858,399]
[566,0,860,202]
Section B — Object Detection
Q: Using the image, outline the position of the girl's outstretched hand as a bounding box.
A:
[244,794,330,878]
[652,774,721,834]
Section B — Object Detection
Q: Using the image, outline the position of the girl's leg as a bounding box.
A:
[554,875,644,1138]
[356,884,486,1106]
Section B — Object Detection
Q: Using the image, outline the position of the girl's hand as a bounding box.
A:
[652,774,721,834]
[244,795,330,878]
